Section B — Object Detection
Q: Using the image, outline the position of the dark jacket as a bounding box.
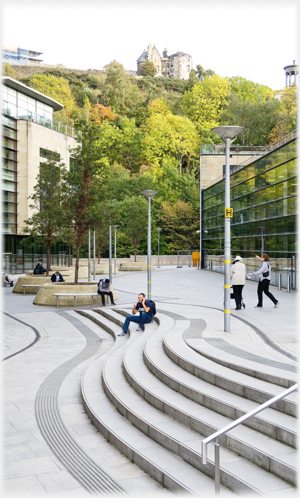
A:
[33,264,47,275]
[51,272,64,282]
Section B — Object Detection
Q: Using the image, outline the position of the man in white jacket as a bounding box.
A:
[230,255,246,310]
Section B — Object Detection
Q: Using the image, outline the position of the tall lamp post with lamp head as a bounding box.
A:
[141,190,158,300]
[211,126,245,332]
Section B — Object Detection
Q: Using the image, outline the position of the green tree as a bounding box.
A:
[228,76,274,103]
[26,73,76,116]
[3,62,16,78]
[138,61,157,76]
[160,200,199,253]
[21,156,68,274]
[220,94,280,145]
[142,99,200,173]
[181,75,229,142]
[268,86,297,143]
[195,64,215,82]
[104,61,142,115]
[119,196,148,261]
[65,121,107,283]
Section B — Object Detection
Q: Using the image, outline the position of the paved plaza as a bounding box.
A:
[2,266,298,497]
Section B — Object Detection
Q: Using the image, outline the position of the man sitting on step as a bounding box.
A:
[118,293,153,336]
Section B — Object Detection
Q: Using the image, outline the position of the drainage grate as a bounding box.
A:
[183,319,207,339]
[204,338,297,373]
[35,310,125,495]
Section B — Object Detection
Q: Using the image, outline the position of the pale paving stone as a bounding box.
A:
[36,470,82,493]
[3,456,61,479]
[3,475,48,495]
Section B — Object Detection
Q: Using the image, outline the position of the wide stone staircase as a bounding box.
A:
[74,306,297,495]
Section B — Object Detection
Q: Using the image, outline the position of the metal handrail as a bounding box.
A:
[201,382,298,494]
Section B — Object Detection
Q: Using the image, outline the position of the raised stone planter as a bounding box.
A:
[33,282,118,307]
[14,275,52,293]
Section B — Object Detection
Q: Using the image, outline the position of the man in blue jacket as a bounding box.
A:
[118,293,153,336]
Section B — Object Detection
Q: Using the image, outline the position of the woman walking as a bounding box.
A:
[249,254,280,308]
[230,255,246,310]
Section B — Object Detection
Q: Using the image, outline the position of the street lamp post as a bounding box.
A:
[112,225,119,275]
[157,228,161,268]
[211,126,245,332]
[141,190,158,301]
[109,225,112,283]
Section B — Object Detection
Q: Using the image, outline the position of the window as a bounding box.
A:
[40,148,60,161]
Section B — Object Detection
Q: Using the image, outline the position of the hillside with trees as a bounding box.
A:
[4,60,296,260]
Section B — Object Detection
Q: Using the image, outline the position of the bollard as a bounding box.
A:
[287,274,290,293]
[278,273,282,291]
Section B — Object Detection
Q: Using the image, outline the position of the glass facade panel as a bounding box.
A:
[202,138,297,287]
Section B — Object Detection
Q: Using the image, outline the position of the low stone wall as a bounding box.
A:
[33,282,118,307]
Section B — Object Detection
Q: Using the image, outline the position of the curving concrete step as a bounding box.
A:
[144,315,297,448]
[78,308,297,494]
[100,321,296,493]
[122,314,297,485]
[162,320,297,417]
[183,328,297,390]
[79,310,233,495]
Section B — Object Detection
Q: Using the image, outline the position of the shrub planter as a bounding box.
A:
[33,282,118,307]
[14,275,52,293]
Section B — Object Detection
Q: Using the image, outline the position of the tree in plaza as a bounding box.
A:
[181,75,229,142]
[160,199,199,253]
[118,196,148,261]
[65,120,107,284]
[21,156,69,275]
[138,61,157,76]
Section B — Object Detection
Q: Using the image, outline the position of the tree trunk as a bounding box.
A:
[68,245,72,267]
[75,244,80,284]
[134,240,137,262]
[46,243,51,276]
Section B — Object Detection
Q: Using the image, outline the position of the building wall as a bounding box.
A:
[201,138,297,287]
[200,154,257,190]
[17,120,76,231]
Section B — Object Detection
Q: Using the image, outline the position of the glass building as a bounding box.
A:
[201,132,297,290]
[2,77,76,274]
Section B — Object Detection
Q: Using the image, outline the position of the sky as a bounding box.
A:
[1,0,299,92]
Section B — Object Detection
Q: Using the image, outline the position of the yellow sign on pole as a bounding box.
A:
[225,208,233,218]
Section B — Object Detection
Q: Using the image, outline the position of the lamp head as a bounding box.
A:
[112,224,119,229]
[211,126,245,141]
[141,190,158,199]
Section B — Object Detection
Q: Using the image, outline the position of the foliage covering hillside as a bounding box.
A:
[4,60,296,259]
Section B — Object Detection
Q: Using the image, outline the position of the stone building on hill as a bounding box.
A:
[137,44,192,80]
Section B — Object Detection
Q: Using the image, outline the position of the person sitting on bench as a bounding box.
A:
[118,293,153,336]
[51,271,65,282]
[98,278,116,306]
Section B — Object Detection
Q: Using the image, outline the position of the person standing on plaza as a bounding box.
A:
[118,293,153,336]
[248,254,280,308]
[230,255,246,310]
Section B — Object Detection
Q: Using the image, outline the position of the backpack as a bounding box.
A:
[149,300,156,316]
[97,279,103,294]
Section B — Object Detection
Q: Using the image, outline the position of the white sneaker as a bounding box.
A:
[274,301,280,308]
[118,330,127,336]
